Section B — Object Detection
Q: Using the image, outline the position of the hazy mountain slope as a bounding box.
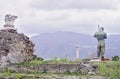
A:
[31,32,120,60]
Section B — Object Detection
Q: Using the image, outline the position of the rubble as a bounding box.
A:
[0,29,34,65]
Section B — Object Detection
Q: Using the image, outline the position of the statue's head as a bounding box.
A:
[101,27,104,31]
[99,27,104,31]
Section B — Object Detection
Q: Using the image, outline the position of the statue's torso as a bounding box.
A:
[94,31,107,41]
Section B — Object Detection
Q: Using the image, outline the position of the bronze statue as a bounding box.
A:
[94,25,107,58]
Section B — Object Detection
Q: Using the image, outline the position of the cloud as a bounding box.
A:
[16,9,120,35]
[30,0,120,10]
[0,0,120,36]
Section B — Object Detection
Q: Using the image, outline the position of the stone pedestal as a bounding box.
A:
[90,57,110,62]
[90,57,101,62]
[101,57,110,61]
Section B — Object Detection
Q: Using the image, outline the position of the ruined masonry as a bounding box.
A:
[0,14,35,65]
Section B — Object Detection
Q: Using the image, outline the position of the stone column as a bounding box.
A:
[76,45,79,60]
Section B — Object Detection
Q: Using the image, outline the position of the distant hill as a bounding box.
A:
[31,31,120,60]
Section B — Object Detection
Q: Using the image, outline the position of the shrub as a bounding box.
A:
[112,56,119,61]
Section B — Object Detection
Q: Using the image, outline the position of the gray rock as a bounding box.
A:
[0,29,34,64]
[88,72,96,75]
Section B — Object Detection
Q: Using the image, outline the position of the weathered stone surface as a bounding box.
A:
[0,63,108,79]
[0,29,34,64]
[0,75,109,79]
[6,63,98,75]
[1,63,96,74]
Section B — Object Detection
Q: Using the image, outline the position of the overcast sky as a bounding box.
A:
[0,0,120,36]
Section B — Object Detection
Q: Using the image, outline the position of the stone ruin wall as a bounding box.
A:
[0,29,35,64]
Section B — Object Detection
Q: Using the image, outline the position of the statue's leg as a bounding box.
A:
[97,45,100,57]
[101,45,105,58]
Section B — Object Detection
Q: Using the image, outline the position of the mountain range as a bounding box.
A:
[31,31,120,60]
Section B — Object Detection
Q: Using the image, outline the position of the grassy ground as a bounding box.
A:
[98,60,120,79]
[0,59,120,79]
[12,58,76,67]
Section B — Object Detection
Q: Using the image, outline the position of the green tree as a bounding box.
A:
[33,55,44,61]
[33,55,37,59]
[112,56,119,61]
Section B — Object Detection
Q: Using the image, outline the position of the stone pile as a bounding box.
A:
[35,63,98,75]
[0,76,108,79]
[0,29,34,65]
[4,62,98,75]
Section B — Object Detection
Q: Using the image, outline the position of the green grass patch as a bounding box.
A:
[98,61,120,79]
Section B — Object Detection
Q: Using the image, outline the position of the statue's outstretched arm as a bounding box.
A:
[94,33,97,37]
[104,33,107,39]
